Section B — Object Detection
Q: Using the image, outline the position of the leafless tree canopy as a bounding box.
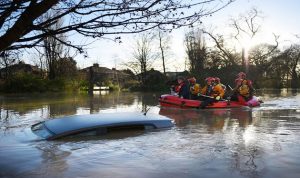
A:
[131,33,156,85]
[185,29,207,75]
[230,8,262,42]
[0,50,20,79]
[157,29,171,75]
[0,0,234,52]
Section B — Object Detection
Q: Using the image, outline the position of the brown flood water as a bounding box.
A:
[1,90,300,178]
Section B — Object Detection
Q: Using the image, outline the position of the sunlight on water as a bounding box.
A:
[256,91,300,111]
[75,107,91,115]
[243,125,256,146]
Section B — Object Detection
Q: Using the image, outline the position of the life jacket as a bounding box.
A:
[201,84,225,99]
[175,82,185,93]
[212,84,225,98]
[220,83,227,91]
[190,83,201,95]
[238,80,251,97]
[175,81,190,99]
[201,85,213,96]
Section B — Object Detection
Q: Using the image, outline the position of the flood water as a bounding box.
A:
[1,90,300,178]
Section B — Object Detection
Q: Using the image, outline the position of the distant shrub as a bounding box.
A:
[46,78,66,92]
[2,74,47,92]
[143,69,168,91]
[78,80,89,91]
[0,74,82,93]
[122,80,141,91]
[109,84,120,91]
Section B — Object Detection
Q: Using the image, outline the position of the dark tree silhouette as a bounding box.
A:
[0,0,234,52]
[230,8,263,73]
[42,11,70,79]
[131,33,156,86]
[158,29,170,76]
[202,30,240,67]
[279,45,300,88]
[0,50,20,79]
[185,28,207,78]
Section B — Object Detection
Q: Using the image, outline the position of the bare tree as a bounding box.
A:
[185,28,208,77]
[230,8,262,41]
[130,33,156,86]
[0,50,20,79]
[202,30,240,67]
[0,0,235,52]
[158,30,166,76]
[202,8,278,72]
[248,35,279,67]
[281,45,300,88]
[230,8,263,73]
[247,42,280,84]
[43,18,70,79]
[157,29,171,75]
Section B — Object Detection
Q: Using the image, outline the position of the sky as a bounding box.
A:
[71,0,300,71]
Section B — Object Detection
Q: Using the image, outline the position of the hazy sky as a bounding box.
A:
[73,0,300,71]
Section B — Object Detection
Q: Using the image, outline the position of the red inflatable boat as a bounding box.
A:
[159,94,261,109]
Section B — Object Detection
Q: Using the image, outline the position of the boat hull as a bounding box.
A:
[159,94,260,109]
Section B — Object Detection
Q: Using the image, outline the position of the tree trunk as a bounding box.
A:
[291,67,299,88]
[158,31,166,76]
[88,67,94,95]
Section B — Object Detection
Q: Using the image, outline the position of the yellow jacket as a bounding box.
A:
[190,83,201,95]
[212,84,225,98]
[238,80,250,97]
[201,85,210,95]
[201,84,225,98]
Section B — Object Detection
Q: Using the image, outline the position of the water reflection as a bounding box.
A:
[34,142,71,177]
[159,107,252,129]
[159,107,264,177]
[0,92,139,117]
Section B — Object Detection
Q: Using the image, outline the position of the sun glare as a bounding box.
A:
[243,125,256,145]
[240,38,254,52]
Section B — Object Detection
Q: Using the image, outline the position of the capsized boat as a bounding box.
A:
[31,112,174,140]
[159,94,261,109]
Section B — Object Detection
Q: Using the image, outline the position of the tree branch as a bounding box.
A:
[0,0,235,52]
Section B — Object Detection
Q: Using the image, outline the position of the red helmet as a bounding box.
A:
[205,77,215,82]
[188,77,196,84]
[214,77,220,83]
[237,72,246,78]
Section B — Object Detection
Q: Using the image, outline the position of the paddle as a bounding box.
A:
[225,84,236,101]
[227,84,233,91]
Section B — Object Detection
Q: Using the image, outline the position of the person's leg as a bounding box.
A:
[190,94,197,100]
[200,98,214,108]
[230,92,238,101]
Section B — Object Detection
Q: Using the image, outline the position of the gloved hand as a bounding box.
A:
[215,96,221,100]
